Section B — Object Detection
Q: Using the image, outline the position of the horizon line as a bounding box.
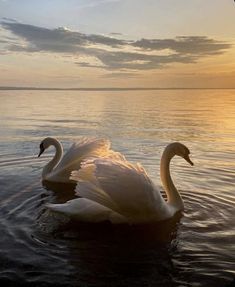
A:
[0,86,235,91]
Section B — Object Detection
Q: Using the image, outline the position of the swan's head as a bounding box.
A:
[38,137,54,157]
[170,142,194,166]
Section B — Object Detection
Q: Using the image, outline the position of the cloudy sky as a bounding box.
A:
[0,0,235,88]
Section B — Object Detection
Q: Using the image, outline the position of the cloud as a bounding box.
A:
[77,0,121,9]
[2,17,18,23]
[94,50,195,70]
[75,61,107,69]
[1,22,125,52]
[132,36,230,56]
[1,21,231,72]
[103,72,139,78]
[109,32,123,36]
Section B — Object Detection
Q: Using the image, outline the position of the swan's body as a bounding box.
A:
[47,142,193,223]
[38,137,125,183]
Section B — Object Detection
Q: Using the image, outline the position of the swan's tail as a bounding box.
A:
[46,198,126,223]
[46,202,74,214]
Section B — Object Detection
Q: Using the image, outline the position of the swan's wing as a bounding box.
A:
[46,198,126,223]
[56,138,110,170]
[51,138,125,181]
[71,159,164,223]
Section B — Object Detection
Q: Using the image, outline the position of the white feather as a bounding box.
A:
[49,138,110,180]
[40,137,125,183]
[47,142,193,224]
[71,158,167,223]
[46,198,126,223]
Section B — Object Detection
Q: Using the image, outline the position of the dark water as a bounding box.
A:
[0,90,234,287]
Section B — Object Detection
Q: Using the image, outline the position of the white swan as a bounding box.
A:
[46,142,194,223]
[38,137,125,183]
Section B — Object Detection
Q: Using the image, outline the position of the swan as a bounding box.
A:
[38,137,125,183]
[46,142,194,223]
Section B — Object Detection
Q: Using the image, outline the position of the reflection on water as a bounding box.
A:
[0,89,234,286]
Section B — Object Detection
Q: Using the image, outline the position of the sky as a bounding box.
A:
[0,0,235,88]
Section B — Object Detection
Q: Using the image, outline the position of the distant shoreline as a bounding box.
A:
[0,87,234,91]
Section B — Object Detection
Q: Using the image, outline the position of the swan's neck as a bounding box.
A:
[42,139,63,180]
[160,147,184,210]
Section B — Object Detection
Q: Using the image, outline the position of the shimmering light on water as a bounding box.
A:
[0,90,234,286]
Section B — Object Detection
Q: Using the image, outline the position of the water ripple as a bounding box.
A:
[0,89,234,287]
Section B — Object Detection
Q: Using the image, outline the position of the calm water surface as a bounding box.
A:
[0,90,234,287]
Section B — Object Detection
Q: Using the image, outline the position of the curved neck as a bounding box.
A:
[160,146,184,210]
[42,138,63,179]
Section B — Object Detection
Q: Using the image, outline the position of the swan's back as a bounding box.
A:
[71,158,168,223]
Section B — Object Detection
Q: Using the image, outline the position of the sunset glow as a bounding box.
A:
[0,0,235,88]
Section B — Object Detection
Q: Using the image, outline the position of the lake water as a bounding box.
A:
[0,89,234,287]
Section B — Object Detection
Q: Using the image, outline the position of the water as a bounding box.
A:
[0,89,234,287]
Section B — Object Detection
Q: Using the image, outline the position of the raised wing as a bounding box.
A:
[71,158,165,223]
[50,138,125,181]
